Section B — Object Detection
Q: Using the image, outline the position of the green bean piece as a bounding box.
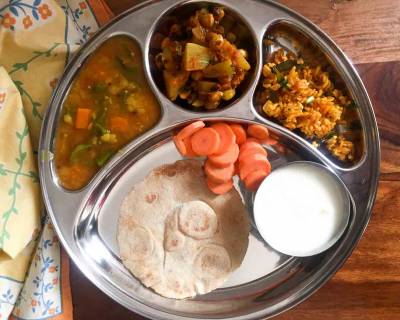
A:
[70,144,92,163]
[95,150,115,167]
[92,82,107,94]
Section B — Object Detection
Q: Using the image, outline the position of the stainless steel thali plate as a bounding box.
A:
[39,0,380,319]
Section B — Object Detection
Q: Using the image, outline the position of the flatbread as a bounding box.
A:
[117,159,250,299]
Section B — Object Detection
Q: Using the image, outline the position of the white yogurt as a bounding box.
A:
[253,162,350,257]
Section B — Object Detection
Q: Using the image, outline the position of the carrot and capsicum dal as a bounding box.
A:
[55,36,160,190]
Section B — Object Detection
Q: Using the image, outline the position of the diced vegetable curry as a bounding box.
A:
[55,36,160,190]
[155,7,251,109]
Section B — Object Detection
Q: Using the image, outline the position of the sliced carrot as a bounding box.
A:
[240,141,265,154]
[110,116,129,133]
[208,143,239,168]
[207,178,233,195]
[247,124,269,141]
[204,160,235,184]
[241,136,269,145]
[265,137,278,145]
[183,136,198,157]
[240,152,269,167]
[246,137,262,144]
[211,123,236,155]
[230,124,247,145]
[239,153,271,180]
[75,108,91,129]
[173,135,187,156]
[234,161,240,176]
[238,144,267,162]
[191,127,220,156]
[177,121,205,140]
[246,136,272,145]
[244,170,269,191]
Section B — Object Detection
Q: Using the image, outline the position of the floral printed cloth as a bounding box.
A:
[0,1,113,319]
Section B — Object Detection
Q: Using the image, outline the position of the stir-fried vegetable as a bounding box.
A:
[155,7,251,109]
[203,60,233,78]
[183,43,211,71]
[163,70,190,101]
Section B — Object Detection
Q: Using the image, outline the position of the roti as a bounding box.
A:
[117,159,250,299]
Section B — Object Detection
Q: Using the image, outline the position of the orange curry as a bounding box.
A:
[55,36,160,190]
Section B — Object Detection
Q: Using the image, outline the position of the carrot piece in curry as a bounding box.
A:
[75,108,92,129]
[110,116,129,133]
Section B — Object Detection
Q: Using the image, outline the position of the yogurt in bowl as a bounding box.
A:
[253,161,351,257]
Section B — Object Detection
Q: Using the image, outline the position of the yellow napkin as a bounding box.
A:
[0,67,40,260]
[0,0,112,318]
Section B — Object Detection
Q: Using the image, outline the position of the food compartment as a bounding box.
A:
[54,35,161,190]
[253,21,364,167]
[148,1,258,111]
[74,118,342,317]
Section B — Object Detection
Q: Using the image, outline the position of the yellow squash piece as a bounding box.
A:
[183,43,211,71]
[162,46,176,71]
[163,70,190,101]
[191,26,206,46]
[203,59,233,78]
[197,80,217,92]
[235,51,251,71]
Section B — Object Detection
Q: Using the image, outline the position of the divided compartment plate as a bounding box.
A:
[39,0,380,319]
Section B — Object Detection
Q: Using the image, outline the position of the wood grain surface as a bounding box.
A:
[71,1,400,319]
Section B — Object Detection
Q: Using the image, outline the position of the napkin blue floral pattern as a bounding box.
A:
[13,217,62,319]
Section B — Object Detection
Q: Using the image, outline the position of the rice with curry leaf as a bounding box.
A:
[259,48,354,161]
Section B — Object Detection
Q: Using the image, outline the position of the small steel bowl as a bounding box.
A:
[254,161,351,257]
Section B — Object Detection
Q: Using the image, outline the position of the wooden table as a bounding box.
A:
[71,1,400,319]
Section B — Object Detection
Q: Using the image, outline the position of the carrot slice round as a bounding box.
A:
[230,124,247,145]
[238,144,267,162]
[265,137,278,145]
[239,153,271,180]
[208,143,239,168]
[191,127,220,156]
[246,137,262,144]
[204,160,235,184]
[177,120,205,140]
[244,170,269,191]
[207,178,233,195]
[247,124,269,141]
[211,123,236,155]
[183,136,198,157]
[173,135,187,156]
[234,161,240,176]
[246,137,272,145]
[240,141,265,154]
